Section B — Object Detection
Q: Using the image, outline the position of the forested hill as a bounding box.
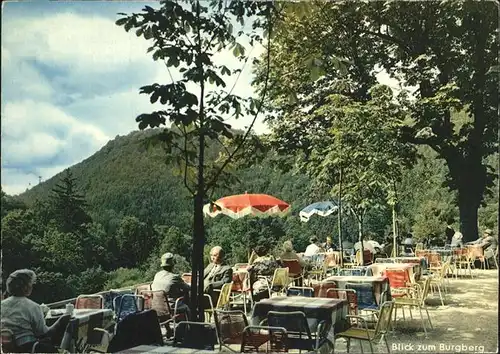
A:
[18,129,315,233]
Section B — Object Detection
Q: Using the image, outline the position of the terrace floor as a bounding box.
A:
[332,269,498,353]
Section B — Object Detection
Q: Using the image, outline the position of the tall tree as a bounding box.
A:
[254,1,498,241]
[116,0,277,321]
[50,169,91,233]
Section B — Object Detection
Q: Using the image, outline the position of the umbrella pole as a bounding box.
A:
[392,205,397,258]
[338,165,343,267]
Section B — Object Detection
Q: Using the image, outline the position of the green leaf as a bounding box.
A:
[115,18,128,26]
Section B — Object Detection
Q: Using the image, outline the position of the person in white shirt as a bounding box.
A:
[1,269,70,353]
[354,240,376,254]
[450,231,464,248]
[304,237,321,257]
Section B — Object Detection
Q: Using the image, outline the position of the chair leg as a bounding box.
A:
[384,336,391,354]
[424,307,433,329]
[347,338,351,353]
[359,340,365,354]
[418,306,427,337]
[368,339,374,354]
[409,307,413,320]
[401,307,406,321]
[437,285,444,306]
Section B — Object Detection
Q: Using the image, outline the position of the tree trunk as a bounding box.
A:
[358,215,364,266]
[191,192,206,322]
[458,189,480,243]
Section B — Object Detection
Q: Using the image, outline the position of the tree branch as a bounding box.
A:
[205,6,274,193]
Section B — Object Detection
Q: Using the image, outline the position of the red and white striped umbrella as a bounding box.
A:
[203,193,290,219]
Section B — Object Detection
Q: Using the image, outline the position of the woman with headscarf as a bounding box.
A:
[1,269,71,353]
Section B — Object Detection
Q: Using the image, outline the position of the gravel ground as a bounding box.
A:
[333,269,499,353]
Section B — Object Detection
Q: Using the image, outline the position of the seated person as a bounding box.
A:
[1,269,71,353]
[279,240,305,266]
[402,233,414,255]
[248,246,280,301]
[203,246,232,307]
[322,236,335,253]
[354,239,376,255]
[450,231,464,248]
[151,252,190,311]
[381,235,394,258]
[468,229,498,267]
[304,236,321,257]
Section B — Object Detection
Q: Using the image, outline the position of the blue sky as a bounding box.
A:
[1,1,267,195]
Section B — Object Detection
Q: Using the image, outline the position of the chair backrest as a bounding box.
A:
[107,309,163,353]
[373,301,394,338]
[135,282,152,295]
[339,268,366,276]
[115,294,144,322]
[267,311,312,339]
[384,268,410,289]
[281,259,302,276]
[139,290,172,319]
[75,294,104,309]
[286,286,314,297]
[173,321,217,350]
[1,328,16,353]
[241,326,288,353]
[468,245,484,259]
[427,253,441,267]
[271,268,290,288]
[316,282,336,298]
[420,277,432,304]
[324,253,339,267]
[415,243,424,252]
[215,283,233,310]
[213,310,248,346]
[234,263,250,271]
[327,288,358,315]
[231,271,248,292]
[346,283,376,310]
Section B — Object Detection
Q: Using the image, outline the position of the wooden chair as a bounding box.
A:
[213,310,248,352]
[327,288,359,319]
[240,325,288,353]
[75,294,105,309]
[315,282,336,298]
[456,248,475,278]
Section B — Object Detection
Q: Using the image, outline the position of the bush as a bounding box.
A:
[68,266,109,295]
[104,267,146,290]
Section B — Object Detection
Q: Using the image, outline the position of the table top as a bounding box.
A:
[123,345,214,353]
[323,275,387,283]
[256,296,345,310]
[45,308,112,321]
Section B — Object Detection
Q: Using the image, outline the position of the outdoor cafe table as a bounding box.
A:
[46,308,114,352]
[322,275,390,305]
[367,262,421,282]
[251,296,348,343]
[122,345,214,353]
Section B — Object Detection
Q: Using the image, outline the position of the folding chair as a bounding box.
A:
[267,311,331,353]
[75,294,105,309]
[334,301,394,354]
[241,325,288,353]
[213,310,248,352]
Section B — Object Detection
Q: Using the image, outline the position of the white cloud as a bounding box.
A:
[3,13,151,71]
[1,100,109,170]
